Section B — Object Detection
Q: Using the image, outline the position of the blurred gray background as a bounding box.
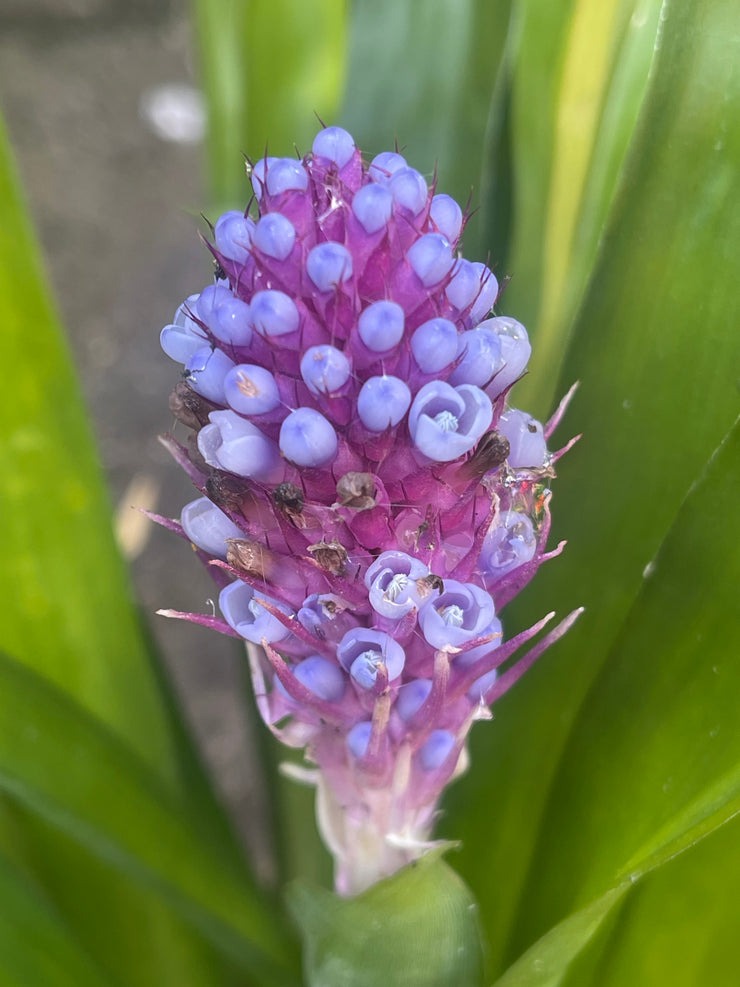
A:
[1,0,266,865]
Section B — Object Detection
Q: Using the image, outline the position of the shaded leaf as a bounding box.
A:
[0,853,115,987]
[340,0,512,254]
[289,853,484,987]
[193,0,348,208]
[0,650,300,987]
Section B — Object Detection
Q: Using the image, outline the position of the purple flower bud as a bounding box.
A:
[352,184,393,233]
[253,213,296,260]
[198,409,282,481]
[410,318,459,373]
[481,316,532,395]
[396,679,432,721]
[429,193,463,242]
[365,550,428,618]
[390,167,428,215]
[407,233,454,287]
[498,409,548,468]
[264,157,309,196]
[279,407,338,467]
[408,381,492,461]
[215,211,254,263]
[469,263,498,323]
[418,580,496,652]
[369,151,407,185]
[467,668,498,703]
[347,720,373,759]
[160,307,206,363]
[196,285,252,346]
[419,729,456,770]
[293,655,346,702]
[300,345,351,395]
[219,580,293,643]
[250,290,300,337]
[185,346,235,404]
[337,628,405,682]
[448,328,503,387]
[357,376,412,432]
[312,126,355,167]
[358,300,405,352]
[250,158,278,201]
[306,242,354,292]
[446,259,482,312]
[480,511,537,577]
[224,364,281,415]
[180,496,243,558]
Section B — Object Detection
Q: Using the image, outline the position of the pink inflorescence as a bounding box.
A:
[157,125,580,894]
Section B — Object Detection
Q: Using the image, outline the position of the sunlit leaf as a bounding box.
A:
[445,0,740,974]
[503,0,663,416]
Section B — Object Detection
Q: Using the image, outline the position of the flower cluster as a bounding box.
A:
[156,126,579,894]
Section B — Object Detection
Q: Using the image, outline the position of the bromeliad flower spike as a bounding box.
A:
[157,126,581,895]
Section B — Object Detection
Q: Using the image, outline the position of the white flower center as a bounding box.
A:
[384,573,408,602]
[439,604,464,627]
[433,410,459,432]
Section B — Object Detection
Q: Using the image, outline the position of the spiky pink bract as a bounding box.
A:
[157,126,580,894]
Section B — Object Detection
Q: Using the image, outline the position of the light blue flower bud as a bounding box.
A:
[180,496,243,558]
[419,729,456,770]
[498,409,548,468]
[358,300,405,352]
[410,318,459,373]
[185,345,235,404]
[219,580,292,643]
[300,345,352,395]
[253,213,296,260]
[313,126,355,167]
[279,407,338,467]
[352,184,393,233]
[250,290,300,337]
[306,242,354,292]
[357,376,412,432]
[224,364,281,415]
[407,233,454,287]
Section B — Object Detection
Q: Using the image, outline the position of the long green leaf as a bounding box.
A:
[503,0,663,416]
[0,103,174,782]
[0,106,264,984]
[445,0,740,973]
[0,651,300,986]
[0,853,116,987]
[193,0,348,209]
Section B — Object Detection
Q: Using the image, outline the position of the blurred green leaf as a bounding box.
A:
[0,853,115,987]
[445,0,740,974]
[0,110,174,780]
[0,650,300,986]
[560,811,740,987]
[340,0,512,254]
[193,0,348,209]
[289,853,484,987]
[0,106,250,987]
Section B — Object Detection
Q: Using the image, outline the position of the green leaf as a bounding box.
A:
[0,853,115,987]
[193,0,348,208]
[561,811,740,987]
[289,853,485,987]
[445,0,740,973]
[0,100,174,781]
[0,650,300,986]
[340,0,512,254]
[0,108,260,985]
[502,0,663,417]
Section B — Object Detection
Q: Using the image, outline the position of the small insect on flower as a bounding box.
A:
[156,124,581,895]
